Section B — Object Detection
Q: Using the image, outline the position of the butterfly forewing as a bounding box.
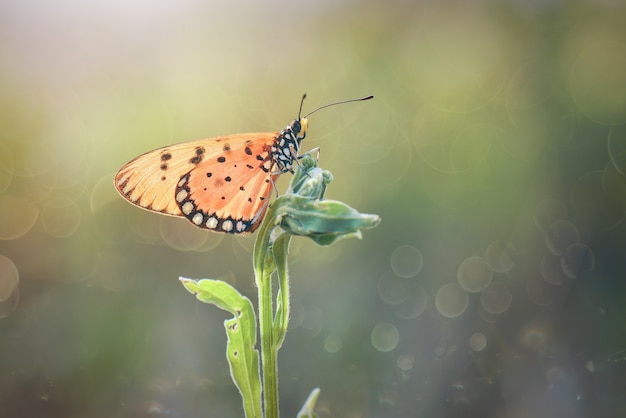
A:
[115,132,279,233]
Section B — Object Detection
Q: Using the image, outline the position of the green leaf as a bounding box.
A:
[272,233,291,350]
[180,277,262,418]
[296,387,321,418]
[275,196,381,246]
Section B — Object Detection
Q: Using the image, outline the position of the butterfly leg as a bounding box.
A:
[272,144,300,176]
[298,147,320,161]
[290,144,317,169]
[270,177,279,197]
[264,171,284,198]
[292,146,320,179]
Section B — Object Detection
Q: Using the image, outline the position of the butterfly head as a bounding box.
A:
[290,117,308,141]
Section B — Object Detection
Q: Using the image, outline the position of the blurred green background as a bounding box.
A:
[2,1,626,417]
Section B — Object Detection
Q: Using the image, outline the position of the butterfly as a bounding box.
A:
[115,94,373,234]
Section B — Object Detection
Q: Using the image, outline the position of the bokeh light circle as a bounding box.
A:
[90,173,119,213]
[159,217,210,251]
[435,283,469,318]
[0,255,19,302]
[457,256,493,292]
[534,199,568,232]
[608,125,626,177]
[0,195,39,240]
[545,220,579,255]
[540,254,570,285]
[371,323,400,352]
[126,210,166,246]
[480,281,512,315]
[393,282,427,319]
[561,242,595,279]
[41,197,82,238]
[378,271,407,305]
[11,140,57,178]
[397,354,415,371]
[301,306,323,335]
[520,323,548,351]
[390,245,423,278]
[485,240,516,273]
[0,252,20,316]
[469,332,487,352]
[324,335,343,353]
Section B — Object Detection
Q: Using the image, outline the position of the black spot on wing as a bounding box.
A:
[190,147,205,164]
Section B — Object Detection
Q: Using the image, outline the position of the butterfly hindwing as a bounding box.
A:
[115,132,279,233]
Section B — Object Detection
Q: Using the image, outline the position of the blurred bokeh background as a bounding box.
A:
[1,0,626,417]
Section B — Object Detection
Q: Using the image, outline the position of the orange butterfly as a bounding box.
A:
[115,94,373,234]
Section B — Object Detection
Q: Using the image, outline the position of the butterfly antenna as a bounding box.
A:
[302,95,374,119]
[298,93,307,120]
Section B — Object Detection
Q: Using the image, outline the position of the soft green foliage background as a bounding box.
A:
[1,1,626,417]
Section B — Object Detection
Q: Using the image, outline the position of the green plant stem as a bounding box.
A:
[253,205,281,418]
[258,274,278,418]
[249,154,379,418]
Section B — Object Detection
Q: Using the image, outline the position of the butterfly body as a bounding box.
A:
[114,94,372,234]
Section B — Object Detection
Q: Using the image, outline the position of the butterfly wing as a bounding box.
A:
[115,132,279,233]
